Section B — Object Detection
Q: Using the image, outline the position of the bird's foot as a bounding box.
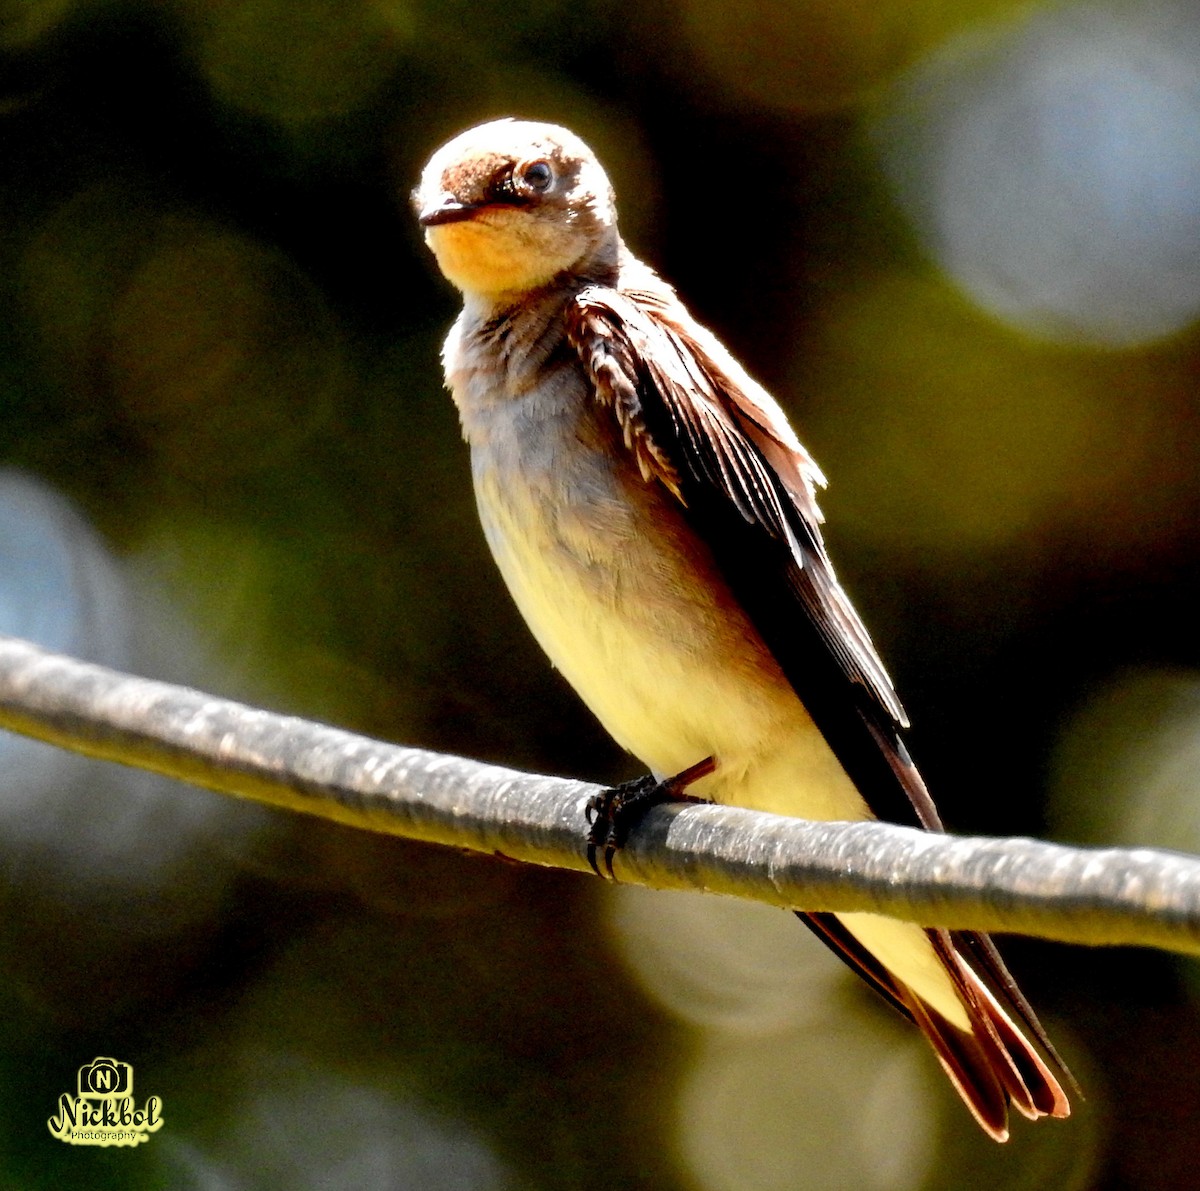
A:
[585,755,716,879]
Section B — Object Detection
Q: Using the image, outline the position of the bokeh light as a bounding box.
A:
[793,271,1176,554]
[676,0,1028,114]
[0,0,77,49]
[0,468,130,822]
[0,0,1194,1184]
[874,0,1200,346]
[1047,669,1200,1024]
[614,886,1101,1190]
[609,886,845,1035]
[1048,668,1200,853]
[176,0,409,126]
[0,468,128,667]
[108,216,345,482]
[677,1012,938,1191]
[158,1053,515,1190]
[0,471,262,1028]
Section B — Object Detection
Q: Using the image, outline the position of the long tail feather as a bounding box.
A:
[799,913,1071,1139]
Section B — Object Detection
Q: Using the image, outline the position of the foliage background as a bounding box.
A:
[2,0,1199,1186]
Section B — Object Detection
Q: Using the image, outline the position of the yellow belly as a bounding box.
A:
[473,459,969,1029]
[474,464,865,819]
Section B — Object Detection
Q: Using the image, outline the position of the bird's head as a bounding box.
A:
[413,119,618,302]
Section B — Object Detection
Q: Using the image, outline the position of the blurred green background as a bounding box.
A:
[2,0,1200,1187]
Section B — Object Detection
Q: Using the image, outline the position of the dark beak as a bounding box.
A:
[417,193,479,227]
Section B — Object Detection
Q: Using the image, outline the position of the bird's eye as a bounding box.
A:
[521,160,554,192]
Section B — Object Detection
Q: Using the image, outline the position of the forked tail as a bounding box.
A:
[802,913,1073,1141]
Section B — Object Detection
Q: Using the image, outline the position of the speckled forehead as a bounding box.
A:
[430,138,558,193]
[421,120,608,201]
[436,149,513,203]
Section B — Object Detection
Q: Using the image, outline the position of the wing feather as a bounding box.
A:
[568,282,909,733]
[565,277,1073,1125]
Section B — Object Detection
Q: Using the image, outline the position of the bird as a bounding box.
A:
[412,117,1073,1141]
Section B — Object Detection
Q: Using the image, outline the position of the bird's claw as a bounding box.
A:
[585,757,717,880]
[585,775,658,879]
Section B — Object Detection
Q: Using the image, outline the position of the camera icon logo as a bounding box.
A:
[77,1058,132,1098]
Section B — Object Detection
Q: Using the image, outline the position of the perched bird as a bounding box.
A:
[413,118,1073,1141]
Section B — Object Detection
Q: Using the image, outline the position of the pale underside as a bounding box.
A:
[465,394,970,1030]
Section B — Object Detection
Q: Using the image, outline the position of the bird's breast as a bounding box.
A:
[446,355,853,818]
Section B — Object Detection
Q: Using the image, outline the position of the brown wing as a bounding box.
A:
[565,278,1074,1132]
[569,285,904,718]
[567,280,939,829]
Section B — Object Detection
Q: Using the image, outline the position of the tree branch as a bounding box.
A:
[0,634,1198,954]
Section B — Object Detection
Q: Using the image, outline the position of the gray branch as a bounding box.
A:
[0,634,1198,955]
